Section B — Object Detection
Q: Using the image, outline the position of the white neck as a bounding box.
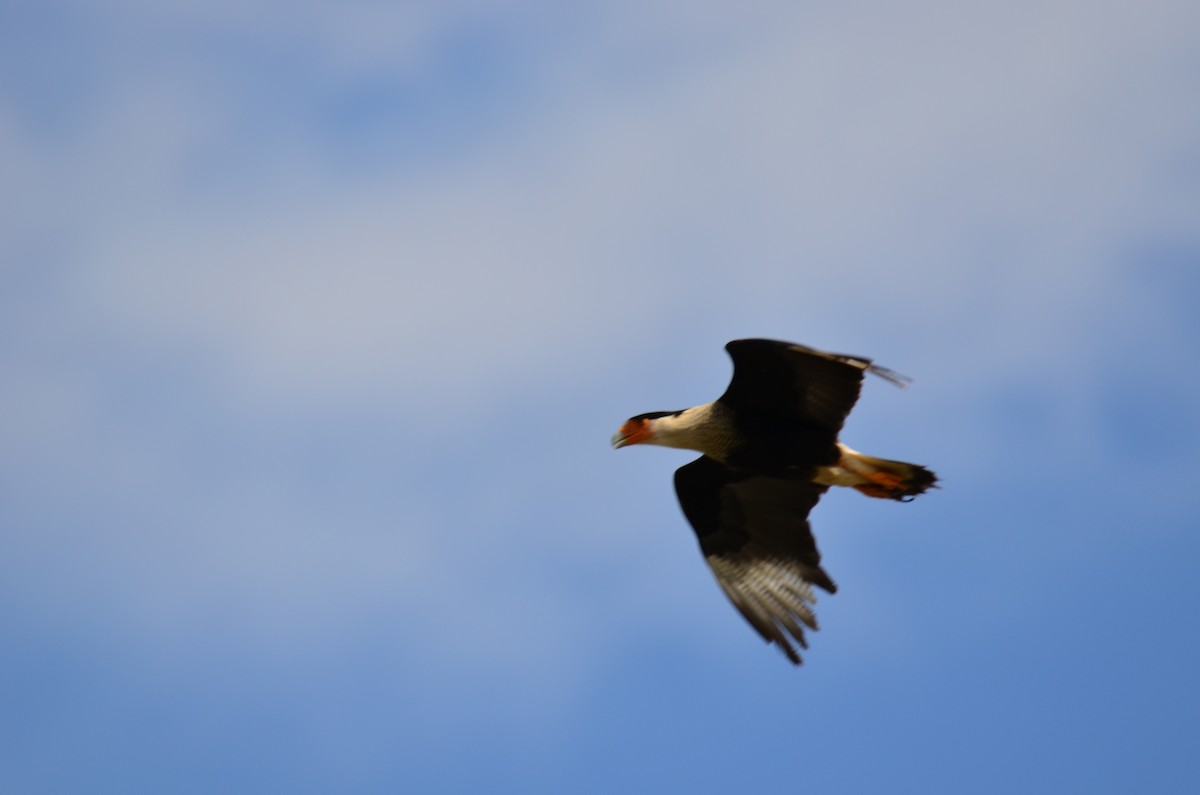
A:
[647,402,725,455]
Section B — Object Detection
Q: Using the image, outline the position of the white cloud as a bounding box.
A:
[3,0,1198,698]
[65,0,1196,402]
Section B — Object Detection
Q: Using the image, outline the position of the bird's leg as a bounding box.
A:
[852,473,910,500]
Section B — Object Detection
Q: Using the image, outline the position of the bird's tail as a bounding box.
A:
[842,448,939,501]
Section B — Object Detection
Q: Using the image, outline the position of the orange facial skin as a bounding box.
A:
[611,418,656,449]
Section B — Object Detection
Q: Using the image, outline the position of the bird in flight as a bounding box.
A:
[612,339,937,665]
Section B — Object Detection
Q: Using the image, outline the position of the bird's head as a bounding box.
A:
[611,411,679,449]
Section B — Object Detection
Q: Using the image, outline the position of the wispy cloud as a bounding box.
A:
[2,3,1199,788]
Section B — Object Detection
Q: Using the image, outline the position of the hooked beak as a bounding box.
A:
[611,419,651,449]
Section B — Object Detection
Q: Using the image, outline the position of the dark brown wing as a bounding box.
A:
[719,338,909,436]
[674,455,836,665]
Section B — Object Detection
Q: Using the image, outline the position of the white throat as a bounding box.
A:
[647,402,727,456]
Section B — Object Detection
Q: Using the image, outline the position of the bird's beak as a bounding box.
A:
[611,419,651,449]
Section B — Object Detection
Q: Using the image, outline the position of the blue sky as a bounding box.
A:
[3,1,1199,792]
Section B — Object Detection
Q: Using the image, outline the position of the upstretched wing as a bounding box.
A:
[674,455,836,665]
[719,338,910,436]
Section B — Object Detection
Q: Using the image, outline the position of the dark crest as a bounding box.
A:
[630,410,683,422]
